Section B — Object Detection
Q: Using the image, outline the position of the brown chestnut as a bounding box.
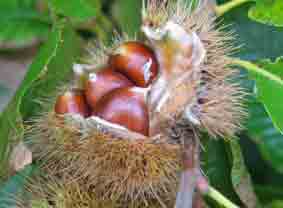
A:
[109,41,158,87]
[93,87,149,136]
[55,89,90,117]
[85,67,133,109]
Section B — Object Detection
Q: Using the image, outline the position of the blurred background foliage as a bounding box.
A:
[1,0,283,207]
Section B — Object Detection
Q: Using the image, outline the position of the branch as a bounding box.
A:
[175,128,200,208]
[175,169,198,208]
[215,0,254,17]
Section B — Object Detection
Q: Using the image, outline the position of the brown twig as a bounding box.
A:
[175,125,202,208]
[192,191,206,208]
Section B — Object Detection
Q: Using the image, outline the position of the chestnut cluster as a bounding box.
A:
[55,41,159,136]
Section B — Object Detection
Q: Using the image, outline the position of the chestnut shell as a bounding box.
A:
[93,87,149,136]
[55,89,90,117]
[85,67,133,109]
[109,41,159,87]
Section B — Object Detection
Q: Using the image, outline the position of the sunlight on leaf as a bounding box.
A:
[249,0,283,27]
[49,0,101,23]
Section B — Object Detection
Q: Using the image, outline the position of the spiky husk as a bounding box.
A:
[21,1,246,207]
[144,0,246,138]
[27,111,181,207]
[79,132,180,203]
[16,173,174,208]
[17,175,118,208]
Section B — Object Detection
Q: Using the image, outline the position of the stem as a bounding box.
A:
[206,186,239,208]
[231,58,283,85]
[175,169,197,208]
[175,129,200,208]
[215,0,254,17]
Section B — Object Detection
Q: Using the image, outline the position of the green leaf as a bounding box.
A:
[0,20,81,176]
[247,97,283,173]
[255,185,283,204]
[0,0,36,10]
[201,139,242,205]
[20,22,82,119]
[217,0,283,60]
[202,137,259,207]
[111,0,142,36]
[255,58,283,133]
[0,0,50,49]
[257,57,283,79]
[0,165,34,208]
[266,200,283,208]
[248,0,283,27]
[229,140,259,208]
[49,0,101,23]
[218,0,283,186]
[235,58,283,133]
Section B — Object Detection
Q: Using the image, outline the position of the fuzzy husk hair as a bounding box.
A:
[142,0,245,138]
[27,112,181,208]
[19,0,245,207]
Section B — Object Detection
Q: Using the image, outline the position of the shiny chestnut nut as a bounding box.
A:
[85,67,133,109]
[109,41,159,87]
[55,89,90,117]
[93,87,149,136]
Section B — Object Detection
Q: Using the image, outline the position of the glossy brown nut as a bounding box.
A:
[93,87,149,136]
[109,41,159,87]
[85,67,133,109]
[55,89,90,117]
